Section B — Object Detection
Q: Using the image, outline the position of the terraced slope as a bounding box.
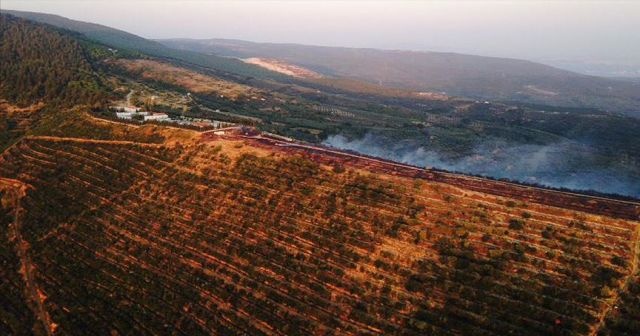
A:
[0,135,638,335]
[597,237,640,335]
[0,100,46,151]
[0,178,38,334]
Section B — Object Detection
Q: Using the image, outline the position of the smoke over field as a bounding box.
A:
[323,133,640,198]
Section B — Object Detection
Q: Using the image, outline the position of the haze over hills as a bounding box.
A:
[160,38,640,116]
[5,8,640,115]
[540,59,640,78]
[1,7,640,336]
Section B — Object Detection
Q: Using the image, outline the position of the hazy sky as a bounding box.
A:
[3,0,640,66]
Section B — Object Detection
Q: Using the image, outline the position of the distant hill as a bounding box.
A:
[1,10,285,82]
[6,9,640,116]
[160,38,640,116]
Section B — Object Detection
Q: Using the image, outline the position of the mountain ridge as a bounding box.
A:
[160,37,640,116]
[1,9,288,82]
[4,9,640,116]
[162,37,581,76]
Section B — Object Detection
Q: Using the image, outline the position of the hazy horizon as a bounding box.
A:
[3,0,640,76]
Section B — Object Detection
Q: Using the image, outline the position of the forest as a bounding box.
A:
[0,15,106,108]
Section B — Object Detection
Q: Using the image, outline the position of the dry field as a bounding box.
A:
[244,58,323,79]
[110,59,260,100]
[0,128,638,335]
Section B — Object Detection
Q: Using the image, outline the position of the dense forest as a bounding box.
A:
[2,10,289,83]
[0,14,106,108]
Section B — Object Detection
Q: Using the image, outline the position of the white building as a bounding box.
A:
[123,106,140,113]
[116,112,133,119]
[116,111,150,120]
[143,113,170,121]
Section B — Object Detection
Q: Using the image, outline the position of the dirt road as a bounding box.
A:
[1,180,56,335]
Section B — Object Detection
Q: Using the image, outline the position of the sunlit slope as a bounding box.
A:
[0,133,638,335]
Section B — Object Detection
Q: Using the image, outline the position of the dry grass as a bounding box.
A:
[0,100,45,115]
[244,57,322,79]
[110,59,260,100]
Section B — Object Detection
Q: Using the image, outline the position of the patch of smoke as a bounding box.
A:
[323,133,640,198]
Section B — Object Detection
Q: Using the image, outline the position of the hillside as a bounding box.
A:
[160,38,640,116]
[1,10,286,82]
[0,14,105,107]
[0,122,639,335]
[1,6,640,336]
[0,14,110,151]
[108,58,261,100]
[0,15,639,332]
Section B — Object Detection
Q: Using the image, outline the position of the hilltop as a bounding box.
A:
[1,116,639,334]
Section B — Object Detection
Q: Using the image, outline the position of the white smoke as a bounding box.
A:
[323,133,640,198]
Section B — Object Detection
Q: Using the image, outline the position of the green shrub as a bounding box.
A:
[508,218,525,230]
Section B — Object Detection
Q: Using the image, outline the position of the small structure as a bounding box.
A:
[122,106,140,112]
[143,113,170,121]
[111,106,233,128]
[115,111,149,120]
[116,112,134,119]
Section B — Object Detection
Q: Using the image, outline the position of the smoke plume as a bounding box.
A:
[323,133,640,198]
